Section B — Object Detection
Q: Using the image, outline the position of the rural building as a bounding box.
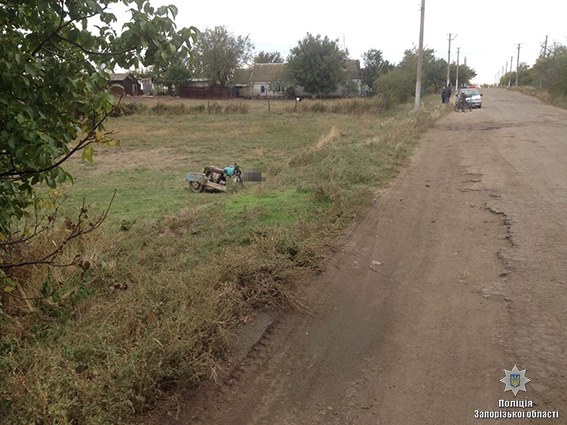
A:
[109,72,140,96]
[234,60,362,99]
[247,63,286,98]
[179,78,230,99]
[232,68,253,98]
[342,59,363,96]
[139,77,153,95]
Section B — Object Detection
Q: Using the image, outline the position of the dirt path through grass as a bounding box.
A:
[149,89,567,424]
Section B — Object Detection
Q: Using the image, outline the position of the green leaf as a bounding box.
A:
[46,176,56,189]
[24,62,37,77]
[3,285,15,294]
[81,145,94,164]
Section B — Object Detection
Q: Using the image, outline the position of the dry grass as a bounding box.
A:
[511,86,567,109]
[312,126,341,151]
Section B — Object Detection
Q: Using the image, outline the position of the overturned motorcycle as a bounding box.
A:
[186,163,243,193]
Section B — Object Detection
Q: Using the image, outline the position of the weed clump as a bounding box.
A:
[286,97,391,115]
[129,101,250,115]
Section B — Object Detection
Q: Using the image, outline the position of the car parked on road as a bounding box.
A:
[457,87,482,108]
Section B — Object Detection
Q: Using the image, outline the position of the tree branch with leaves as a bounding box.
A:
[0,0,197,300]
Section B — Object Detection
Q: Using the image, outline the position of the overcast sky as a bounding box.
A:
[148,0,567,84]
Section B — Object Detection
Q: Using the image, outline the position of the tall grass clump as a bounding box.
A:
[286,96,391,115]
[0,96,446,424]
[145,101,249,115]
[513,86,567,109]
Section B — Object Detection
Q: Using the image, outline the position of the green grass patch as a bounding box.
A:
[224,190,313,226]
[61,168,192,226]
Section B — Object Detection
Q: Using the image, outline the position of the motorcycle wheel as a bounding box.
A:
[228,176,244,191]
[454,104,460,112]
[189,181,203,193]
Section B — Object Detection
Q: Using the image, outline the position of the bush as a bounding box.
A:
[374,68,414,105]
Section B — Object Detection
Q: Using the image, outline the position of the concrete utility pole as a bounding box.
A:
[455,47,460,89]
[508,56,513,87]
[414,0,425,112]
[541,35,549,58]
[446,33,457,87]
[515,43,521,86]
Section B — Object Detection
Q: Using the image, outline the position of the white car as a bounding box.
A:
[458,87,482,108]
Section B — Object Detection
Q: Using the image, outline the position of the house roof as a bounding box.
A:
[110,72,136,81]
[250,63,285,82]
[233,68,252,85]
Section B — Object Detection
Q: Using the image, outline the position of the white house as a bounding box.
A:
[247,63,286,98]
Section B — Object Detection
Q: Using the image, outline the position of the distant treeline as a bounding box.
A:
[500,44,567,101]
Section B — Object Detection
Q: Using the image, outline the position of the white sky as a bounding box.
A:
[148,0,567,84]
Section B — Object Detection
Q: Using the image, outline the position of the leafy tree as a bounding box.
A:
[531,44,567,95]
[361,49,393,92]
[255,50,284,63]
[0,1,196,271]
[150,50,193,95]
[397,48,447,91]
[193,26,254,87]
[286,33,348,97]
[517,63,533,86]
[373,48,434,102]
[450,63,477,88]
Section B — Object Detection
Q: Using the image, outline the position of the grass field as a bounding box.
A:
[0,96,448,424]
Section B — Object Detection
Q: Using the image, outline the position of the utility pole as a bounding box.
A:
[446,33,457,87]
[455,47,460,90]
[508,56,513,87]
[515,43,521,86]
[539,36,548,89]
[414,0,425,112]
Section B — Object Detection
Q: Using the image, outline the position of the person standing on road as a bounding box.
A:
[441,86,447,103]
[444,85,453,104]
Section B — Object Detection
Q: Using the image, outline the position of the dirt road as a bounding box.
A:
[155,89,567,424]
